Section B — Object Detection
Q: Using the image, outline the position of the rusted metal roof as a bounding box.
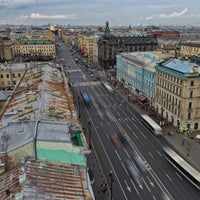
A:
[0,160,93,200]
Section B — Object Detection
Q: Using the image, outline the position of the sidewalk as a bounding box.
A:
[115,84,200,172]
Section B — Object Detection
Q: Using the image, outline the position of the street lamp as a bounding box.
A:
[109,170,114,200]
[88,120,91,149]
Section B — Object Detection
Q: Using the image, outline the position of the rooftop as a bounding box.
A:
[0,160,93,200]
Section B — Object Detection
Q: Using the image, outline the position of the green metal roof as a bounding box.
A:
[37,148,86,166]
[21,40,54,45]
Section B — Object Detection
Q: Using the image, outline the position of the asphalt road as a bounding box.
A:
[56,38,200,200]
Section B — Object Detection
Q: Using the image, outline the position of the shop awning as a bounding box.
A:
[137,94,147,102]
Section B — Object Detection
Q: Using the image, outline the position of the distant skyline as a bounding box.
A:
[0,0,200,26]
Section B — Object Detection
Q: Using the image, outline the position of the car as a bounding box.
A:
[110,134,121,149]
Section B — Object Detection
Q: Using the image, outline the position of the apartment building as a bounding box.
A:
[0,39,13,61]
[155,58,200,132]
[77,35,95,62]
[116,52,171,105]
[0,63,26,90]
[179,42,200,57]
[12,39,56,58]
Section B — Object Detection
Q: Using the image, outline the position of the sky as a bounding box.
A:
[0,0,200,26]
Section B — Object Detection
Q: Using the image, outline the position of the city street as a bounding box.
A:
[57,38,200,200]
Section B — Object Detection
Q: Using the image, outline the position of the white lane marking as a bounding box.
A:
[146,175,155,188]
[176,172,183,180]
[115,150,121,161]
[157,150,163,157]
[124,180,131,193]
[139,130,147,139]
[142,177,151,192]
[165,173,172,182]
[148,152,154,158]
[130,179,140,196]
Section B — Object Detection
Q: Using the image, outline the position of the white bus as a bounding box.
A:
[101,82,113,93]
[163,146,200,190]
[141,114,162,136]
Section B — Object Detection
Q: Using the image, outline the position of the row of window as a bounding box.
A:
[0,73,21,78]
[1,80,16,86]
[158,71,182,84]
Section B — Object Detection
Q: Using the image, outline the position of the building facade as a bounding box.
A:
[97,22,158,69]
[0,63,26,90]
[12,39,56,58]
[0,39,13,61]
[155,58,200,132]
[179,43,200,57]
[116,52,171,105]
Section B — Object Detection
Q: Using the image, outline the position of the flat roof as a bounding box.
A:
[164,58,199,73]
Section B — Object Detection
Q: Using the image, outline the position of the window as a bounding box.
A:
[189,102,192,109]
[18,73,21,78]
[0,74,3,78]
[12,74,16,78]
[194,123,198,130]
[188,113,191,120]
[190,91,193,98]
[190,81,194,86]
[6,74,9,78]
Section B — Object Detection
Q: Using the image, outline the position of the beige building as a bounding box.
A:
[12,39,56,57]
[179,43,200,57]
[0,63,26,90]
[155,58,200,132]
[0,39,13,61]
[77,35,95,62]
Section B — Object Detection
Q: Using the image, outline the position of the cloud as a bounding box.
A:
[19,12,77,20]
[160,8,188,18]
[145,8,188,21]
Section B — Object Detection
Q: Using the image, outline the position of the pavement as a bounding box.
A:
[116,83,200,172]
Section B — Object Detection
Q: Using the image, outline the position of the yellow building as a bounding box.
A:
[0,63,26,90]
[12,40,56,57]
[0,39,13,61]
[77,35,95,62]
[180,43,200,56]
[155,58,200,132]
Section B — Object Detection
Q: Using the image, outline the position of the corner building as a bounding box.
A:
[97,22,158,69]
[155,58,200,132]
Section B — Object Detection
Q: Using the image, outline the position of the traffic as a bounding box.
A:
[56,38,200,200]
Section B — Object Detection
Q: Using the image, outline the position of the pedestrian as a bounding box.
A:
[101,182,107,194]
[182,137,186,145]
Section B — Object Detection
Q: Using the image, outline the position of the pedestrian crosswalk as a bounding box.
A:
[73,81,101,87]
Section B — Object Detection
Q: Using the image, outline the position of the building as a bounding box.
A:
[0,63,26,90]
[12,39,56,59]
[0,62,93,199]
[148,31,180,38]
[155,58,200,132]
[77,35,95,62]
[97,22,158,69]
[116,52,171,105]
[179,42,200,57]
[0,39,13,62]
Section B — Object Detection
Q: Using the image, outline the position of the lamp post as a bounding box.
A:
[109,170,114,200]
[88,120,91,149]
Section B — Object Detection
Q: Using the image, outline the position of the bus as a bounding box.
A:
[101,82,113,93]
[163,146,200,190]
[141,114,162,136]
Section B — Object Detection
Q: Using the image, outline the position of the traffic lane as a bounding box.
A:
[87,88,169,200]
[95,90,198,199]
[86,110,132,200]
[88,112,155,200]
[126,124,199,200]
